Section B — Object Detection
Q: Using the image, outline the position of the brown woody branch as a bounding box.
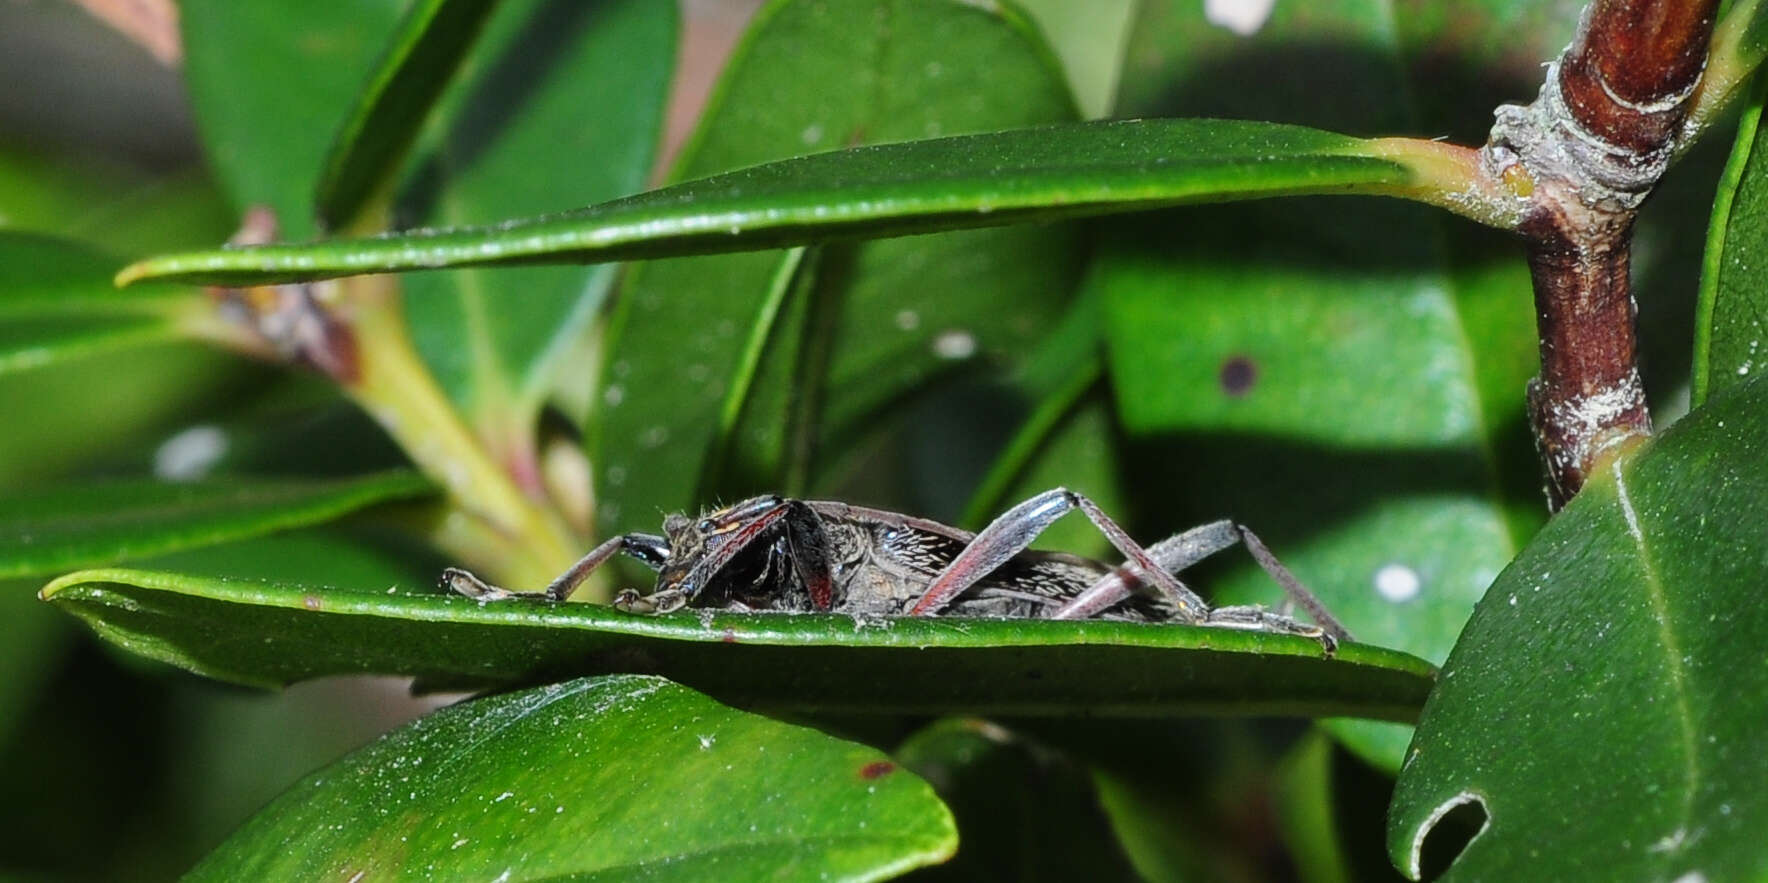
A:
[1484,0,1718,508]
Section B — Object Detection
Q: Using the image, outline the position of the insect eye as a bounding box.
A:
[696,518,716,533]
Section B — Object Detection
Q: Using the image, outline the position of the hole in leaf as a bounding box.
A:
[1411,791,1489,880]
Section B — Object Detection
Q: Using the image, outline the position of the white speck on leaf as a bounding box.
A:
[154,425,228,481]
[933,330,977,360]
[1205,0,1276,36]
[1374,563,1421,602]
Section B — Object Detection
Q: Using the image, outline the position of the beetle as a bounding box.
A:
[443,487,1350,653]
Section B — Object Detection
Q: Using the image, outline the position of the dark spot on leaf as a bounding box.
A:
[302,595,323,611]
[1219,355,1258,397]
[721,628,738,643]
[860,760,896,780]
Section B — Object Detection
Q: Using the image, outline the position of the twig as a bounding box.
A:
[1483,0,1718,508]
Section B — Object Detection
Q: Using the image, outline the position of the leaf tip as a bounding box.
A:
[38,570,91,601]
[114,261,153,288]
[38,567,148,602]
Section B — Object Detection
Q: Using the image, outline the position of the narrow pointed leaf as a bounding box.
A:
[1387,373,1768,881]
[0,344,253,489]
[313,0,500,231]
[593,0,1082,542]
[895,718,1136,879]
[1695,78,1768,406]
[0,142,148,236]
[956,291,1119,558]
[0,145,235,257]
[116,119,1411,288]
[188,674,957,882]
[1014,0,1138,118]
[1694,0,1768,134]
[0,233,187,318]
[1100,0,1541,770]
[398,0,674,417]
[180,0,406,240]
[42,567,1433,719]
[57,169,240,259]
[0,471,434,579]
[0,317,181,376]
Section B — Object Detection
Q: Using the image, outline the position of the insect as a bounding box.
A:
[443,487,1351,653]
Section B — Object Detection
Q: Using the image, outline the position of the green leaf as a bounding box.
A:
[594,0,1083,540]
[696,246,818,498]
[0,141,236,258]
[1696,0,1768,137]
[41,567,1434,718]
[0,343,259,490]
[1387,372,1768,881]
[0,233,258,480]
[313,0,500,232]
[954,288,1110,554]
[0,142,153,236]
[1273,735,1357,883]
[1100,0,1542,771]
[397,0,675,420]
[895,718,1136,880]
[0,471,434,579]
[0,579,74,746]
[135,524,449,588]
[116,118,1412,288]
[187,674,957,882]
[0,232,187,319]
[180,0,406,239]
[1393,0,1582,141]
[0,317,181,377]
[56,169,240,259]
[1272,733,1415,883]
[1695,76,1768,406]
[1046,718,1305,882]
[1015,0,1138,118]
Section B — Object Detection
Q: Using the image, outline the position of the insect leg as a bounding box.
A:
[779,501,836,610]
[1051,520,1241,621]
[1203,605,1340,655]
[442,532,669,602]
[1232,525,1351,645]
[910,488,1207,617]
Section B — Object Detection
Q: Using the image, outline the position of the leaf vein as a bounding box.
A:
[1612,460,1700,843]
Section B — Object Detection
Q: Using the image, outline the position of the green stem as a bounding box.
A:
[341,275,583,589]
[1362,137,1530,231]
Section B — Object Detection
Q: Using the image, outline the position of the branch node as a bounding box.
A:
[1484,0,1717,508]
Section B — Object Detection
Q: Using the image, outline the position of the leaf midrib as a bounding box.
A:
[1609,460,1701,849]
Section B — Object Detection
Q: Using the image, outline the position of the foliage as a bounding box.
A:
[3,0,1766,878]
